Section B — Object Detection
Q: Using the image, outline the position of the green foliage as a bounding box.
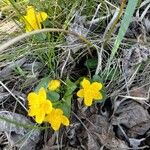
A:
[35,77,77,117]
[92,74,103,83]
[33,33,47,42]
[47,91,60,102]
[1,0,145,133]
[85,58,98,69]
[14,65,26,77]
[55,79,77,117]
[109,0,139,62]
[35,76,50,92]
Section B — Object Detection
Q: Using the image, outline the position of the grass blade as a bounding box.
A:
[109,0,139,62]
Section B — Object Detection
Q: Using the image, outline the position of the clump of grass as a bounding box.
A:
[1,0,149,149]
[0,0,143,93]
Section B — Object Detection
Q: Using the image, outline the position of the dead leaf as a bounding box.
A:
[66,11,88,53]
[127,120,150,137]
[87,133,101,150]
[0,111,40,150]
[144,17,150,32]
[42,134,56,150]
[130,86,148,98]
[23,61,43,71]
[125,20,143,38]
[86,114,129,150]
[123,44,150,77]
[0,57,26,79]
[0,20,20,34]
[66,123,81,147]
[111,100,150,129]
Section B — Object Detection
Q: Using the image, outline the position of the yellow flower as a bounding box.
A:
[45,108,69,131]
[77,78,103,106]
[27,87,52,124]
[48,80,61,91]
[22,6,48,32]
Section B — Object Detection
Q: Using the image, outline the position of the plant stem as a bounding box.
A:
[0,28,95,52]
[103,0,126,46]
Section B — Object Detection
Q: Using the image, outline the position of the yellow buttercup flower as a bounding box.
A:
[45,108,69,131]
[22,6,48,32]
[77,78,103,106]
[48,80,61,91]
[27,87,52,124]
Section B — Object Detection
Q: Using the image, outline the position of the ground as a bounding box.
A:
[0,0,150,150]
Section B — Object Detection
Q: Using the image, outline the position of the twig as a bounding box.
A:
[0,81,27,111]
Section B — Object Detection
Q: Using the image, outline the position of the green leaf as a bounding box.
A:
[33,33,47,42]
[108,0,139,65]
[35,76,50,92]
[63,79,77,106]
[47,91,60,102]
[56,103,71,118]
[85,58,98,69]
[99,85,107,103]
[56,79,77,117]
[92,75,103,83]
[14,65,26,77]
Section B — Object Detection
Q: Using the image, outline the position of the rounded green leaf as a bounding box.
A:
[47,91,60,102]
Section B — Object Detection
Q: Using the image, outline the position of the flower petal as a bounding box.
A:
[22,6,47,32]
[38,87,46,100]
[48,80,60,91]
[28,109,35,116]
[37,12,48,22]
[27,92,38,105]
[26,6,35,16]
[77,89,84,97]
[55,109,63,115]
[84,97,93,106]
[61,116,69,126]
[24,15,41,30]
[44,113,51,122]
[51,121,61,131]
[25,24,33,32]
[91,82,102,91]
[35,111,45,124]
[93,92,103,100]
[81,78,90,88]
[45,100,53,114]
